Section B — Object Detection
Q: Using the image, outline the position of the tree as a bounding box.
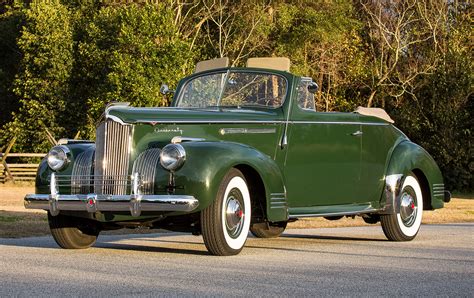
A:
[199,0,273,66]
[358,0,448,108]
[1,1,74,152]
[391,1,473,191]
[0,2,24,127]
[73,3,195,137]
[271,1,367,111]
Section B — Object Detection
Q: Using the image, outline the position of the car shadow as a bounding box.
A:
[0,232,211,256]
[280,233,387,242]
[95,242,210,256]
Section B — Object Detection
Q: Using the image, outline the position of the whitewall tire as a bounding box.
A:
[381,175,423,241]
[201,168,251,256]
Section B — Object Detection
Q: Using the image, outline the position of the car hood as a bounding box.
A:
[106,106,283,124]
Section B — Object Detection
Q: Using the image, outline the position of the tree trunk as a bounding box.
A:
[367,90,376,107]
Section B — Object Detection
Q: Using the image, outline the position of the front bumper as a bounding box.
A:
[25,172,199,217]
[24,194,199,217]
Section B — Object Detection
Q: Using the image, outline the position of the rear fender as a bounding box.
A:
[381,141,445,214]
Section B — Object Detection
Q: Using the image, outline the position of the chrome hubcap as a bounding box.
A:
[400,188,417,227]
[225,189,244,239]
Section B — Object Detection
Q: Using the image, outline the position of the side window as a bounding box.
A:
[297,79,316,111]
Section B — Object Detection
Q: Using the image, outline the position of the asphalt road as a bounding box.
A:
[1,223,473,296]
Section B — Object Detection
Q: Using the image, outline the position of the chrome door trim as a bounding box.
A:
[219,128,277,135]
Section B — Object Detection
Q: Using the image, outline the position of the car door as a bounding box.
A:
[282,78,362,208]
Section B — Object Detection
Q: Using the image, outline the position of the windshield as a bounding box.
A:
[176,71,287,108]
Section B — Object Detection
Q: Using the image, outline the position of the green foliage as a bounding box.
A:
[74,4,194,136]
[2,1,73,152]
[0,0,471,190]
[0,4,24,127]
[271,1,367,111]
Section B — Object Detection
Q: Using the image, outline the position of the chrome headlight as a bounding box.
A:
[160,144,186,171]
[47,145,70,171]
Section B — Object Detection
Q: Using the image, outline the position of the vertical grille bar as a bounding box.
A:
[94,119,131,195]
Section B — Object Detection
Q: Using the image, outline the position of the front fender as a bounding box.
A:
[174,141,288,221]
[382,140,445,212]
[35,143,96,194]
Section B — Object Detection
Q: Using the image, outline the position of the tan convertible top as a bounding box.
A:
[354,106,394,123]
[194,57,291,73]
[195,57,229,73]
[246,57,291,72]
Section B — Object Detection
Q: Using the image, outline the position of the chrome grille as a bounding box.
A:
[94,119,132,195]
[132,148,161,194]
[71,149,94,194]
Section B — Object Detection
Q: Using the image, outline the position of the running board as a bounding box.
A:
[288,204,380,219]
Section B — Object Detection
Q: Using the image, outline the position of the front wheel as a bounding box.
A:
[380,175,423,241]
[201,168,251,256]
[48,213,100,249]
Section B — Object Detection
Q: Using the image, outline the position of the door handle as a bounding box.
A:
[351,130,363,137]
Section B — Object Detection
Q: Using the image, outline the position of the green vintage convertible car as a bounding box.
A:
[25,57,450,256]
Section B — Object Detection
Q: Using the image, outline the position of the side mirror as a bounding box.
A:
[307,82,319,94]
[160,84,175,95]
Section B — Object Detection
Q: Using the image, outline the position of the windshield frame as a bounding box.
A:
[173,68,289,110]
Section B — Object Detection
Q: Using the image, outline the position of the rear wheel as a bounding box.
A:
[48,213,100,249]
[250,222,287,238]
[201,168,251,256]
[380,175,423,241]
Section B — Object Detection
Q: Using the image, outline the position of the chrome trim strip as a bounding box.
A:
[432,183,444,186]
[24,194,199,216]
[289,208,379,219]
[270,192,285,196]
[171,136,205,143]
[57,139,94,145]
[97,119,394,126]
[289,121,389,126]
[219,128,276,135]
[105,114,128,126]
[140,120,284,124]
[270,206,287,209]
[434,194,445,197]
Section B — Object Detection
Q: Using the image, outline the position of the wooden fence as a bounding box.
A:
[0,153,45,182]
[0,138,46,183]
[0,130,83,183]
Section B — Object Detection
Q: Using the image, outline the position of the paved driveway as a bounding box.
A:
[1,224,472,296]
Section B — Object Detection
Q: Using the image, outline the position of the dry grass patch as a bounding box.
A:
[288,198,474,229]
[0,185,472,237]
[0,210,48,238]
